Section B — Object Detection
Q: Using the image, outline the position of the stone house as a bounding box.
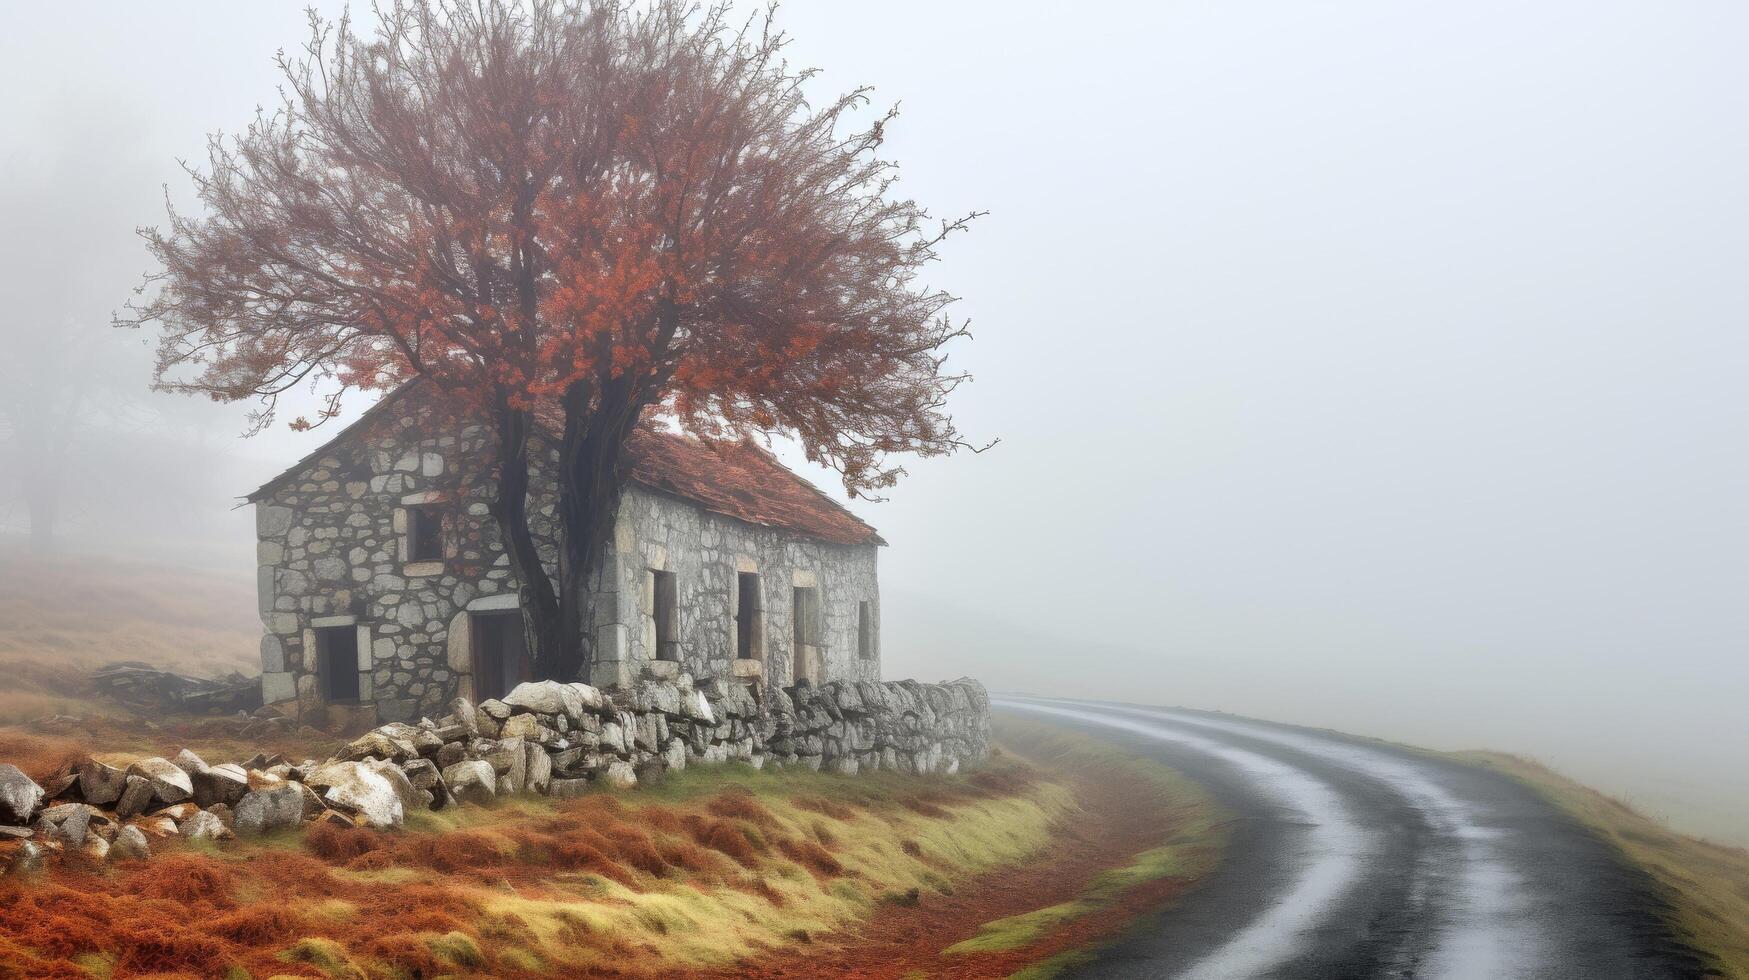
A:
[249,383,884,723]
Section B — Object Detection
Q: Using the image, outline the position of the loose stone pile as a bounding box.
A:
[0,670,990,875]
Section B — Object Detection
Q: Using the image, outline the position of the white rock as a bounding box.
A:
[441,760,497,806]
[304,762,404,829]
[503,680,580,720]
[0,765,44,825]
[110,825,151,861]
[363,760,424,815]
[602,760,638,790]
[126,758,193,805]
[179,811,229,841]
[564,683,607,714]
[234,781,306,835]
[524,743,552,795]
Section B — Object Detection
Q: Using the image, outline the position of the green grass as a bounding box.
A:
[280,936,366,978]
[1009,948,1099,980]
[1460,751,1749,980]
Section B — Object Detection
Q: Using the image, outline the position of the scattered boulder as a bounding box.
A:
[233,784,305,836]
[110,825,151,861]
[296,783,326,821]
[6,841,44,876]
[0,765,44,825]
[498,713,544,741]
[503,680,581,720]
[171,748,210,779]
[447,697,479,736]
[179,811,230,842]
[126,758,193,805]
[442,760,496,806]
[304,762,404,830]
[153,802,200,823]
[548,778,591,799]
[78,762,128,807]
[524,742,553,795]
[362,760,423,816]
[566,682,607,714]
[602,760,638,790]
[80,835,110,862]
[193,763,250,808]
[115,776,155,820]
[40,803,91,847]
[436,742,467,769]
[402,758,448,809]
[134,816,180,838]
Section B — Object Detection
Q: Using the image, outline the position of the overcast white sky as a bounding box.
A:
[0,1,1744,843]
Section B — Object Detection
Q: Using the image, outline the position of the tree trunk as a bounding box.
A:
[550,378,650,683]
[487,399,578,679]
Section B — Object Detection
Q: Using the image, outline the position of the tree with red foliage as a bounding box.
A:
[127,0,981,681]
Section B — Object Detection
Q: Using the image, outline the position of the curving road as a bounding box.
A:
[995,697,1708,980]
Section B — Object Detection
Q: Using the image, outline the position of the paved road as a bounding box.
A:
[995,698,1708,980]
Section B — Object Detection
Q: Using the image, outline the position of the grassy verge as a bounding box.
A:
[1460,751,1749,980]
[0,756,1074,978]
[936,715,1228,977]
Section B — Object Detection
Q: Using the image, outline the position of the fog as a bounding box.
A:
[0,2,1743,844]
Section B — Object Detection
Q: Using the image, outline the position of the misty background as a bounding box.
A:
[0,2,1743,844]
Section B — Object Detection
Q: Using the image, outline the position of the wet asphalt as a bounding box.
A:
[994,698,1710,980]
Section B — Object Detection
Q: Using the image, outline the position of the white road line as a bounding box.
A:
[1102,704,1545,980]
[996,698,1375,980]
[1007,697,1547,979]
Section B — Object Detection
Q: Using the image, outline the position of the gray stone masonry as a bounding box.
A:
[253,384,882,720]
[0,673,993,873]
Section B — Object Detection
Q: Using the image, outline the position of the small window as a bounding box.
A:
[858,601,874,660]
[652,570,679,661]
[316,625,360,702]
[736,572,763,661]
[792,586,821,683]
[407,505,444,562]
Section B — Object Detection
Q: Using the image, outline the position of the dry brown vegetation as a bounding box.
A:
[1461,752,1749,980]
[0,552,1224,976]
[0,547,343,769]
[0,548,258,724]
[0,762,1068,978]
[0,720,1223,979]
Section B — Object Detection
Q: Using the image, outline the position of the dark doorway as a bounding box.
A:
[736,572,763,661]
[472,612,530,702]
[316,625,360,702]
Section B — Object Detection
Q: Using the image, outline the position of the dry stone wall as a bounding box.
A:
[0,673,991,874]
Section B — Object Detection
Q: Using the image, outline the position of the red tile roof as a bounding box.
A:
[624,428,884,546]
[247,384,882,547]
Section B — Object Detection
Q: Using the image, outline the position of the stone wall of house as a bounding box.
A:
[0,673,992,872]
[254,395,553,723]
[591,486,881,691]
[256,387,882,722]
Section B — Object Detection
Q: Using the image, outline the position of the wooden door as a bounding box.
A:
[472,612,530,702]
